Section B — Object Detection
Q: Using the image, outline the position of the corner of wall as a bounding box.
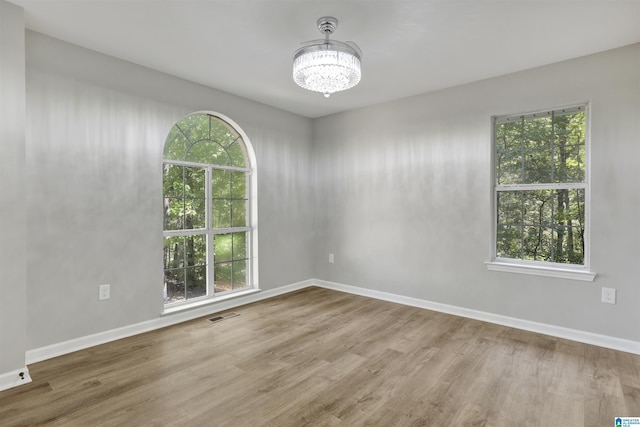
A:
[0,0,28,390]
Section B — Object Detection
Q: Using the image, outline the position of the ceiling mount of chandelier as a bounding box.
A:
[293,16,362,98]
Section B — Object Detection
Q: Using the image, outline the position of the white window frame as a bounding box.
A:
[485,103,596,281]
[162,112,259,312]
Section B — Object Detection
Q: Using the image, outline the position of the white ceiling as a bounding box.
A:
[11,0,640,118]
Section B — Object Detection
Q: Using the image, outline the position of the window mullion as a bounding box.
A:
[549,110,556,262]
[229,166,235,291]
[520,116,525,183]
[246,171,252,290]
[550,190,556,262]
[205,167,211,231]
[210,227,251,235]
[166,158,250,173]
[164,229,208,237]
[520,190,525,260]
[206,166,215,296]
[182,166,187,233]
[551,110,555,183]
[182,236,187,301]
[496,183,586,191]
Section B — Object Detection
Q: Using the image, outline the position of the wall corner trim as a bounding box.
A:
[0,367,32,392]
[311,279,640,355]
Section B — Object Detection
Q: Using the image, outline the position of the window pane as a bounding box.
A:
[554,144,585,183]
[232,232,247,260]
[495,121,522,151]
[183,167,205,198]
[176,114,209,143]
[523,226,552,261]
[232,260,247,290]
[553,225,584,265]
[164,236,185,269]
[214,262,232,293]
[163,197,206,231]
[212,199,231,229]
[496,150,522,185]
[231,171,247,199]
[186,140,228,165]
[496,224,522,259]
[554,111,585,183]
[497,191,522,225]
[496,188,585,265]
[210,118,240,148]
[162,164,184,198]
[163,128,190,162]
[231,200,247,228]
[553,111,586,182]
[164,269,185,303]
[186,266,206,299]
[165,235,207,302]
[522,116,552,149]
[163,164,185,231]
[227,141,247,168]
[214,233,233,263]
[184,198,205,229]
[182,167,206,229]
[523,148,552,184]
[185,235,207,267]
[496,111,586,186]
[522,190,553,226]
[163,166,206,231]
[163,197,183,231]
[211,169,231,199]
[552,189,585,264]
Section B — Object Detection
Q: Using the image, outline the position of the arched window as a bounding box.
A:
[162,112,257,306]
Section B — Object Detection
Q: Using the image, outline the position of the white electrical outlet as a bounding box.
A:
[601,287,616,304]
[99,284,111,300]
[328,253,334,263]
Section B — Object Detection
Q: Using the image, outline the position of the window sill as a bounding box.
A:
[485,261,596,282]
[162,288,261,315]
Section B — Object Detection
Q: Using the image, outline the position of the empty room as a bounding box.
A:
[1,1,639,425]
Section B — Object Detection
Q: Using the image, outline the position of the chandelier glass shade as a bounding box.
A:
[293,17,362,97]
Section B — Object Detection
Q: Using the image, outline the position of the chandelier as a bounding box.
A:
[293,16,362,98]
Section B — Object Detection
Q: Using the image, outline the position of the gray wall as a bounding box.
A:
[25,32,314,350]
[0,0,27,376]
[313,43,640,342]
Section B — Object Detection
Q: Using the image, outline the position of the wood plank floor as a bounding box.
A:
[1,286,639,426]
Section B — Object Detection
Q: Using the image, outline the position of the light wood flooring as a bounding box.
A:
[1,286,639,426]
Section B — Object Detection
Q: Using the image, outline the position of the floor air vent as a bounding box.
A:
[208,312,240,323]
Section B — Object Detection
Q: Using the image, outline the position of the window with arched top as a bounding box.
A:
[162,112,257,306]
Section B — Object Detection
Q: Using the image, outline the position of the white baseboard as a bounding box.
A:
[26,280,312,365]
[0,367,31,392]
[312,279,640,355]
[24,276,640,368]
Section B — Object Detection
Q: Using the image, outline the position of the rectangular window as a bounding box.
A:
[489,104,594,279]
[163,162,251,305]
